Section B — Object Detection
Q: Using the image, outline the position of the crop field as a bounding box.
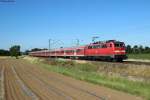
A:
[0,57,144,100]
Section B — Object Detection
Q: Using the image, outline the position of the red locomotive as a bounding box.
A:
[29,40,127,62]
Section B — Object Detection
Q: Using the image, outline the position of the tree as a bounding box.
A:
[9,45,21,58]
[126,45,132,54]
[144,46,150,53]
[0,49,10,56]
[139,45,144,53]
[126,44,150,54]
[133,45,139,54]
[24,50,30,55]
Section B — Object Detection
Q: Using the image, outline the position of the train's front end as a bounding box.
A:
[112,41,127,61]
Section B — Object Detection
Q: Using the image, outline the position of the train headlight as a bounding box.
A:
[114,50,125,53]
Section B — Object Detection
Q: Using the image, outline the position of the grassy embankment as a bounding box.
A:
[128,54,150,60]
[24,57,150,100]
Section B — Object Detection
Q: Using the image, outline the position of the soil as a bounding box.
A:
[0,58,143,100]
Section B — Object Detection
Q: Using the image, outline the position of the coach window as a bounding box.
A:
[96,45,99,48]
[97,45,101,48]
[88,46,92,49]
[93,46,95,49]
[92,46,95,49]
[94,45,98,49]
[94,45,97,49]
[77,49,81,52]
[68,50,73,53]
[102,44,107,48]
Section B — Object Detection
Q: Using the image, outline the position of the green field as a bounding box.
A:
[24,57,150,100]
[128,54,150,60]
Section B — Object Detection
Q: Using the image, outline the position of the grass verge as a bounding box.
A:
[128,54,150,60]
[25,57,150,100]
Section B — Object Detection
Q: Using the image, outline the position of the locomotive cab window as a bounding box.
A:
[115,43,124,47]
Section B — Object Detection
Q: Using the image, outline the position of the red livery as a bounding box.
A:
[29,40,127,62]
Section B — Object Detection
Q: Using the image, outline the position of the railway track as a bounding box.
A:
[123,60,150,66]
[0,58,143,100]
[55,58,150,66]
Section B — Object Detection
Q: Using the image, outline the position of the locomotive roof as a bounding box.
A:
[91,40,124,45]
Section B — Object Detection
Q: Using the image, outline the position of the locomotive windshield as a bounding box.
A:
[115,43,124,47]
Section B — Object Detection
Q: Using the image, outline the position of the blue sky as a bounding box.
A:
[0,0,150,51]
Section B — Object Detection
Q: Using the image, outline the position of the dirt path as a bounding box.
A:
[0,58,143,100]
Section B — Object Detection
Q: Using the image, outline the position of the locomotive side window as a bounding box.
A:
[110,44,112,47]
[88,44,107,49]
[66,50,74,53]
[92,45,101,49]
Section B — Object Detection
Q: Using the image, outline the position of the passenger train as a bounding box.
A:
[29,40,127,62]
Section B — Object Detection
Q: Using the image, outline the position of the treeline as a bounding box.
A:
[0,46,47,56]
[0,45,21,58]
[126,45,150,54]
[0,49,10,56]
